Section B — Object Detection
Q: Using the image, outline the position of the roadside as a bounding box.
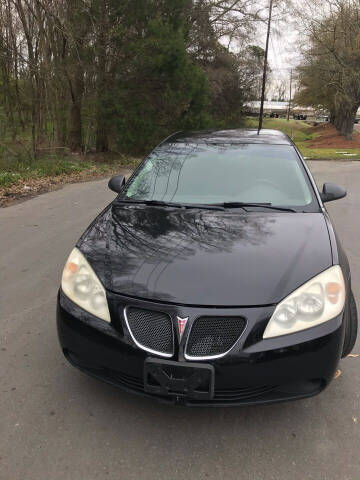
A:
[244,117,360,160]
[2,117,360,207]
[0,152,140,207]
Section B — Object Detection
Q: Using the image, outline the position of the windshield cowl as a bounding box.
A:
[116,198,305,213]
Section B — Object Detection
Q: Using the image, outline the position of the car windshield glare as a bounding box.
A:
[121,142,318,210]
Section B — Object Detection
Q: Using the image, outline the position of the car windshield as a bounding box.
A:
[121,142,318,210]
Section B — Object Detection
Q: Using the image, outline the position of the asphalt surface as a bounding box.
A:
[1,161,359,480]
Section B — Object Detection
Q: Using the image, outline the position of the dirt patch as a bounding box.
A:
[308,123,360,148]
[0,167,133,208]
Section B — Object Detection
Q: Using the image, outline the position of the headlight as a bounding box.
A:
[61,247,111,323]
[263,266,345,339]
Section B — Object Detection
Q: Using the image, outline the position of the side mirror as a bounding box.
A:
[320,183,347,203]
[108,175,126,193]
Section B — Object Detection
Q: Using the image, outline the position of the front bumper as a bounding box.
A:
[57,290,345,406]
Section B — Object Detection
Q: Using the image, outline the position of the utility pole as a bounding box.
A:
[287,69,293,121]
[258,0,274,134]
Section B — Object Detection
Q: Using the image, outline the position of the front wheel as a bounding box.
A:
[342,291,358,358]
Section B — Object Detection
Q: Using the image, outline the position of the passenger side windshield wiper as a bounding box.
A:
[214,202,297,213]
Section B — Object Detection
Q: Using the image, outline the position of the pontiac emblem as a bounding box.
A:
[177,317,189,339]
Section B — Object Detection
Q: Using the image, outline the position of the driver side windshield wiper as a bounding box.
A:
[116,199,225,211]
[116,199,182,208]
[214,202,297,213]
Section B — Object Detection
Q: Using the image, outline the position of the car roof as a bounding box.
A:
[167,129,293,146]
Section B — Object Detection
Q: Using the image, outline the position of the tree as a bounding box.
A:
[272,80,286,102]
[0,0,268,157]
[244,45,268,100]
[92,0,207,153]
[295,0,360,140]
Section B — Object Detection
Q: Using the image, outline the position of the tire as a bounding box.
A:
[342,291,358,358]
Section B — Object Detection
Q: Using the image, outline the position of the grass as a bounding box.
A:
[0,155,87,187]
[299,146,360,160]
[244,117,315,144]
[243,117,360,160]
[0,130,141,205]
[0,149,141,206]
[0,146,140,189]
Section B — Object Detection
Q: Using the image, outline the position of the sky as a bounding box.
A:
[248,0,331,100]
[225,0,305,100]
[257,1,303,99]
[267,28,299,98]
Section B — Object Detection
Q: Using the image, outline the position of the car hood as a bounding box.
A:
[78,204,333,307]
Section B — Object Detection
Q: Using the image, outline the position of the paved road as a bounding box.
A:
[1,162,359,480]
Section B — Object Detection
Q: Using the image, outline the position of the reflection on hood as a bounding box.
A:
[79,205,332,306]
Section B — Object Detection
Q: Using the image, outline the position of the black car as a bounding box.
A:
[57,129,358,406]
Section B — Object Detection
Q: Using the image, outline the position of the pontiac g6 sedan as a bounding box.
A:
[57,129,358,406]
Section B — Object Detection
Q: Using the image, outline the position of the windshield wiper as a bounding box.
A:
[142,200,179,207]
[214,202,297,213]
[116,199,225,211]
[116,199,182,208]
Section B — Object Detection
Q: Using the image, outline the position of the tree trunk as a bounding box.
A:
[95,5,109,153]
[14,0,39,157]
[329,110,336,125]
[54,73,68,146]
[68,64,84,152]
[339,106,358,140]
[95,56,109,152]
[334,98,358,140]
[334,109,342,131]
[95,111,109,152]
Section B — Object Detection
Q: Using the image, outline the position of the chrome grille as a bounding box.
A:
[125,307,174,357]
[185,316,246,359]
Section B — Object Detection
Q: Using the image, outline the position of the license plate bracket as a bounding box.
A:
[144,358,215,400]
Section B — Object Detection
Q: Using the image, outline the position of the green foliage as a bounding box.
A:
[109,3,209,153]
[243,117,360,159]
[0,147,138,189]
[244,117,314,142]
[0,151,86,179]
[0,172,21,187]
[247,45,265,61]
[295,1,360,139]
[0,0,261,160]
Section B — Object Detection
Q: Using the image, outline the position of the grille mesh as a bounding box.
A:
[186,317,246,358]
[126,307,174,355]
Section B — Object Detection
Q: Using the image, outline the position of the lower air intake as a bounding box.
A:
[125,307,174,357]
[186,316,246,359]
